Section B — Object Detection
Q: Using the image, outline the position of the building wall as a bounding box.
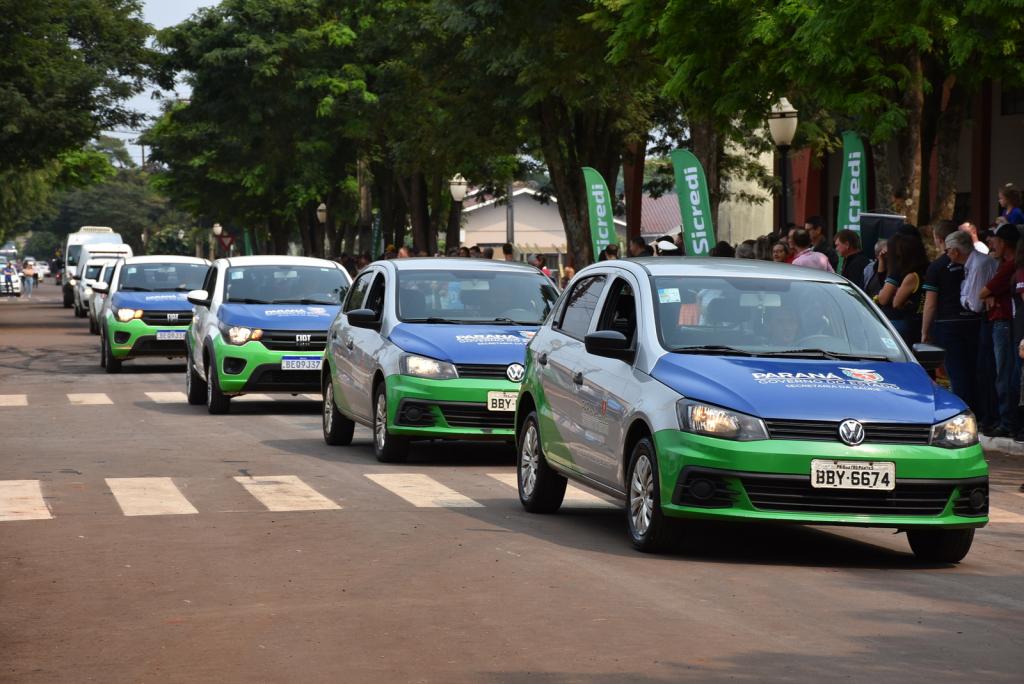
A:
[989,81,1024,222]
[717,147,776,244]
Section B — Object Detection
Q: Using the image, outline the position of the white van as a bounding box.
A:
[72,243,133,317]
[62,227,123,308]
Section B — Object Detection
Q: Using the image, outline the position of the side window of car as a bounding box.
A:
[345,271,374,313]
[596,278,638,348]
[364,274,387,316]
[555,275,606,340]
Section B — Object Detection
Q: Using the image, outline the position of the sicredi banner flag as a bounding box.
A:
[837,131,866,233]
[582,167,614,261]
[670,149,714,256]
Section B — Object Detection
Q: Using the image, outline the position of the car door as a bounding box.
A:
[190,263,221,377]
[331,269,375,419]
[337,269,388,422]
[572,275,643,489]
[538,273,608,476]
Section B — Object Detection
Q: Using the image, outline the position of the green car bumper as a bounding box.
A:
[385,374,519,440]
[652,429,989,529]
[211,336,323,394]
[107,318,189,359]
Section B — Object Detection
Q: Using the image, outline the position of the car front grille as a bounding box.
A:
[764,419,932,445]
[455,364,510,380]
[141,310,193,325]
[259,330,328,352]
[739,473,954,516]
[437,402,515,429]
[244,367,320,391]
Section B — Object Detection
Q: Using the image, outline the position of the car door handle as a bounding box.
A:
[573,372,584,386]
[538,353,548,366]
[345,339,354,351]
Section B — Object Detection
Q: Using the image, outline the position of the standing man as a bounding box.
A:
[790,229,834,272]
[627,236,653,257]
[805,216,839,270]
[952,229,999,431]
[834,229,869,290]
[979,224,1019,437]
[501,243,515,261]
[923,223,978,410]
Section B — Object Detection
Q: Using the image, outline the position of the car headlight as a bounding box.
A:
[677,400,768,441]
[220,323,263,345]
[400,354,458,380]
[115,308,143,322]
[930,411,978,448]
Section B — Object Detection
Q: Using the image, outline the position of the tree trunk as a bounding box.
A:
[931,80,967,223]
[445,201,462,253]
[690,117,723,233]
[896,50,925,223]
[407,172,430,252]
[357,157,372,255]
[296,209,313,257]
[269,215,289,255]
[426,172,444,255]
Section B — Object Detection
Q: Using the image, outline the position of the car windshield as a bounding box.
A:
[66,245,82,267]
[224,265,348,304]
[396,269,559,324]
[118,263,207,291]
[85,264,103,279]
[653,275,908,362]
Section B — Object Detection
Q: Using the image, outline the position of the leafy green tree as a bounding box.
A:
[22,231,63,261]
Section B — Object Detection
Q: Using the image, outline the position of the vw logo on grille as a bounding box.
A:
[506,363,526,383]
[837,419,865,446]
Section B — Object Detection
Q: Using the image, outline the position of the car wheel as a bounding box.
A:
[907,528,975,564]
[88,315,98,335]
[626,437,672,553]
[322,379,355,446]
[205,358,231,415]
[62,290,73,308]
[102,330,121,374]
[517,411,566,513]
[185,352,207,405]
[75,303,85,318]
[372,383,408,463]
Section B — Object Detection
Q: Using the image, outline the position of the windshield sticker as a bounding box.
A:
[880,337,898,350]
[658,288,681,304]
[751,371,899,391]
[264,307,330,317]
[518,331,536,340]
[456,333,528,345]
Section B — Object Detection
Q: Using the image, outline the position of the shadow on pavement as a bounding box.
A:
[262,437,516,467]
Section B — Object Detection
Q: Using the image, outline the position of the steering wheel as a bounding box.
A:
[502,307,537,321]
[795,333,839,349]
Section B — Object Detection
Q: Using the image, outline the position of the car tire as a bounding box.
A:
[88,315,98,335]
[625,437,672,553]
[323,379,355,446]
[63,289,73,308]
[516,411,566,513]
[75,303,86,318]
[102,330,121,374]
[205,358,231,415]
[372,383,408,463]
[186,352,207,405]
[907,528,975,564]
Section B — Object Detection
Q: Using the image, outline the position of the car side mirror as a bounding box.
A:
[91,282,108,294]
[585,330,632,360]
[347,307,381,330]
[912,343,945,371]
[187,289,211,307]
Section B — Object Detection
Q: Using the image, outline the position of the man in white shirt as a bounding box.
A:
[948,230,996,313]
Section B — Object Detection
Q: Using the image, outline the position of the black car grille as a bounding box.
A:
[438,402,515,429]
[140,310,193,326]
[764,419,932,445]
[131,338,187,355]
[739,473,954,516]
[244,367,320,391]
[259,330,328,352]
[455,364,511,380]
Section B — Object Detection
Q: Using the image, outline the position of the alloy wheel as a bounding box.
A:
[324,383,334,433]
[520,423,539,498]
[374,394,387,451]
[629,453,654,536]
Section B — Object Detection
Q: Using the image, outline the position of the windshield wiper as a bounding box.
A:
[270,298,336,305]
[227,298,272,305]
[759,348,890,361]
[118,286,149,291]
[670,345,758,357]
[151,287,191,292]
[403,317,465,324]
[476,317,539,325]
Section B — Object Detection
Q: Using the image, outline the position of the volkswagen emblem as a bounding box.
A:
[506,363,526,383]
[837,419,865,446]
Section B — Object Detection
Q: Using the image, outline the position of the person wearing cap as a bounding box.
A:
[978,223,1020,437]
[655,239,679,255]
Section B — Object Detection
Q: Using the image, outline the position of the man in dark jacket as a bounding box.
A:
[834,229,870,290]
[806,216,839,270]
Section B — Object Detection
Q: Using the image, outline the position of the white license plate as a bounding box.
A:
[155,330,186,341]
[487,391,518,412]
[810,459,895,491]
[281,356,322,371]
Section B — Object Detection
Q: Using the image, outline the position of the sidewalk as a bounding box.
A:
[982,435,1024,456]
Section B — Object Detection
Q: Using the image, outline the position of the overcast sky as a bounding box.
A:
[108,0,215,163]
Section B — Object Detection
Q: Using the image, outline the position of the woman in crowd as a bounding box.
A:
[998,183,1024,225]
[771,241,790,263]
[876,232,929,345]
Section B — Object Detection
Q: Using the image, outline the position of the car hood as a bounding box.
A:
[218,303,339,330]
[650,354,964,423]
[111,291,190,311]
[388,323,538,364]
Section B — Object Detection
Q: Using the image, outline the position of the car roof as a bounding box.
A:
[377,257,543,274]
[121,256,210,266]
[587,257,848,283]
[221,255,344,268]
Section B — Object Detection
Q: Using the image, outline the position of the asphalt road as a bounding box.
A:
[2,284,1023,683]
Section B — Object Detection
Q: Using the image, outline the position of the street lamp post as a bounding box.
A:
[768,97,799,234]
[447,174,468,253]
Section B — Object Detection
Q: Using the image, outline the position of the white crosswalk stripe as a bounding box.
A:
[365,473,483,508]
[988,505,1024,524]
[0,394,28,407]
[67,393,113,405]
[105,477,199,516]
[0,480,52,521]
[234,475,340,512]
[232,393,275,402]
[487,472,616,508]
[145,391,188,404]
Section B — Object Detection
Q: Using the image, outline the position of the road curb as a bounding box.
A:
[981,435,1024,456]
